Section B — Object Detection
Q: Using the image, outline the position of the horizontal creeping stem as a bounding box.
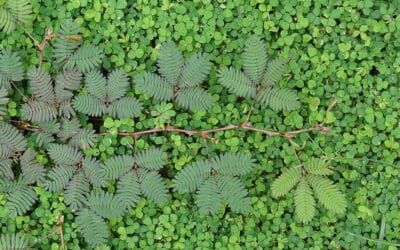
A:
[111,121,330,141]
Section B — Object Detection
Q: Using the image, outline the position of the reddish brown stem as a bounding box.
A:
[99,121,329,142]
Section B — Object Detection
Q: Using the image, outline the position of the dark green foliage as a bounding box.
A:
[307,175,347,214]
[134,41,214,111]
[173,159,212,193]
[134,72,174,101]
[72,95,107,117]
[196,177,222,215]
[0,158,13,180]
[294,178,315,224]
[27,66,55,103]
[157,40,184,84]
[272,158,347,223]
[303,158,333,176]
[103,154,134,180]
[55,68,83,118]
[0,233,29,250]
[212,152,256,176]
[20,100,58,122]
[217,35,300,112]
[134,147,167,170]
[137,168,168,204]
[242,34,268,83]
[217,67,256,98]
[216,175,251,214]
[73,69,142,118]
[271,167,301,198]
[53,20,103,73]
[65,45,104,73]
[179,53,212,87]
[0,121,26,159]
[43,164,75,192]
[65,171,89,211]
[0,0,32,34]
[0,49,24,90]
[81,157,107,188]
[52,20,82,64]
[86,190,126,219]
[20,149,45,184]
[173,153,254,214]
[47,144,83,165]
[261,58,288,87]
[175,87,214,111]
[0,88,8,119]
[257,87,300,114]
[1,178,38,217]
[76,208,110,246]
[115,171,141,210]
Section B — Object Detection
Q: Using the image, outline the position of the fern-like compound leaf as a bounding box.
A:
[65,171,89,211]
[196,176,222,215]
[72,95,107,117]
[27,66,55,103]
[134,148,167,171]
[102,155,134,180]
[20,100,58,122]
[84,69,107,101]
[47,144,83,165]
[0,158,13,180]
[157,40,183,84]
[179,53,212,87]
[57,118,80,140]
[137,168,168,204]
[0,121,27,156]
[7,186,38,217]
[213,152,255,176]
[65,45,104,73]
[0,88,9,118]
[0,0,32,34]
[303,158,333,176]
[176,87,214,111]
[69,128,98,150]
[115,170,141,210]
[172,159,211,194]
[52,20,82,64]
[37,120,60,134]
[55,67,82,103]
[261,57,288,87]
[271,167,301,198]
[107,96,143,119]
[0,233,29,250]
[35,132,55,149]
[307,175,347,214]
[20,149,45,184]
[217,175,251,214]
[257,87,300,111]
[0,178,25,193]
[43,164,75,192]
[58,100,76,119]
[0,49,24,89]
[294,178,315,223]
[106,68,130,102]
[134,72,174,102]
[242,35,268,83]
[4,0,32,24]
[217,67,256,98]
[76,208,109,246]
[82,156,107,188]
[86,190,126,219]
[0,7,15,34]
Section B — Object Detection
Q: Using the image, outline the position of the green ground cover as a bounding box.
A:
[1,0,400,249]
